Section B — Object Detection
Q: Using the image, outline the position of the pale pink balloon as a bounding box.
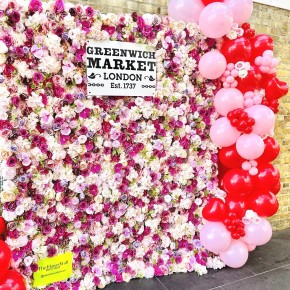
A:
[168,0,205,23]
[245,105,275,136]
[263,50,274,57]
[210,117,241,147]
[200,221,232,254]
[220,239,249,268]
[255,56,263,66]
[244,98,254,108]
[224,0,253,25]
[231,69,239,77]
[199,51,227,80]
[246,243,256,252]
[199,3,233,39]
[236,133,265,160]
[242,218,272,246]
[214,88,244,116]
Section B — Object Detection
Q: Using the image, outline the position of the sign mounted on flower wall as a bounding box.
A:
[86,41,157,96]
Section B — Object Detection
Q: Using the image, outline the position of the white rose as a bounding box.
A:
[0,41,8,54]
[0,0,8,10]
[0,54,6,65]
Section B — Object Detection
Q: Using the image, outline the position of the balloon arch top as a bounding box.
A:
[0,0,288,289]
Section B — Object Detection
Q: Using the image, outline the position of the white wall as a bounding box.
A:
[254,0,290,11]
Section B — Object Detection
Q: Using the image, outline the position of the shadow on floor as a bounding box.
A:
[105,228,290,290]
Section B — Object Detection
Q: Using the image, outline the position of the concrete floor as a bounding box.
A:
[105,228,290,290]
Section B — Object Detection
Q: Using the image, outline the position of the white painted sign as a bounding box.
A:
[86,40,157,97]
[254,0,290,10]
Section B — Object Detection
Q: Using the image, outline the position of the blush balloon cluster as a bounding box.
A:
[0,217,26,290]
[168,0,289,268]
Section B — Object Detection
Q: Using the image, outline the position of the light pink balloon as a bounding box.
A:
[245,105,275,136]
[199,3,233,39]
[242,218,272,246]
[168,0,205,23]
[224,0,253,25]
[210,117,241,147]
[246,243,256,252]
[214,88,244,116]
[236,133,265,160]
[200,221,232,254]
[199,51,227,80]
[220,239,249,268]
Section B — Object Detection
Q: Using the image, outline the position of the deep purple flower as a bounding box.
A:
[42,224,52,235]
[91,164,101,173]
[64,93,74,104]
[30,263,39,273]
[2,35,13,46]
[47,246,57,257]
[54,0,65,14]
[85,6,94,17]
[141,25,153,37]
[9,11,21,23]
[79,108,91,119]
[29,0,43,13]
[6,156,17,167]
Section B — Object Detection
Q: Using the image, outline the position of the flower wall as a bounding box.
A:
[0,0,224,288]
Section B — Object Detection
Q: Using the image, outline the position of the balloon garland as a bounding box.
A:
[169,0,288,268]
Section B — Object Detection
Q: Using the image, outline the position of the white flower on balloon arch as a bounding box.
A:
[242,210,262,224]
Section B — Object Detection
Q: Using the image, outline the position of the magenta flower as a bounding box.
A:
[28,0,43,13]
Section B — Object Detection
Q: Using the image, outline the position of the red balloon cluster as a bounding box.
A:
[227,108,255,134]
[224,213,245,240]
[0,219,26,290]
[241,23,255,39]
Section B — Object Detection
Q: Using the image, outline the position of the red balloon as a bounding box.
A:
[202,198,227,222]
[0,217,5,234]
[264,77,289,100]
[0,241,12,281]
[223,168,253,196]
[219,145,245,168]
[236,65,262,93]
[225,195,248,219]
[255,137,280,164]
[251,34,274,61]
[220,37,252,63]
[249,190,279,217]
[0,270,26,290]
[253,163,280,192]
[272,181,281,195]
[201,0,224,6]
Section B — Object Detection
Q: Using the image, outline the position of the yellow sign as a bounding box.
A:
[33,252,73,287]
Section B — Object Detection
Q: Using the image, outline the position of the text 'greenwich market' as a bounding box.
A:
[87,46,156,81]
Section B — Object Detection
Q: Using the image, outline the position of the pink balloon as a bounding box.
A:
[214,88,244,116]
[200,221,232,254]
[168,0,205,23]
[198,50,227,80]
[220,240,249,268]
[242,218,272,246]
[236,133,265,160]
[224,0,253,24]
[246,243,256,251]
[199,3,233,39]
[199,51,227,80]
[245,105,275,136]
[210,117,241,147]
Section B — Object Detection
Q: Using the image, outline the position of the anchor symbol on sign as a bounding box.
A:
[144,76,155,81]
[88,73,101,79]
